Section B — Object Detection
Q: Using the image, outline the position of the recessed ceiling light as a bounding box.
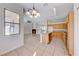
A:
[53,8,56,16]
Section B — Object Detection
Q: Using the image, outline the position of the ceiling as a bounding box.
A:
[18,3,74,25]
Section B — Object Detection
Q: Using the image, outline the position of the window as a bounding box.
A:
[4,9,20,35]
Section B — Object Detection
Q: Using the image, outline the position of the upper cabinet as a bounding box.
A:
[47,16,68,28]
[48,23,67,29]
[47,18,67,32]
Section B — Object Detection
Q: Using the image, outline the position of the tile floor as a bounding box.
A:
[2,34,68,56]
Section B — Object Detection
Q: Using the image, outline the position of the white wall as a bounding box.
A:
[74,4,79,56]
[23,15,32,34]
[24,23,32,34]
[0,4,24,55]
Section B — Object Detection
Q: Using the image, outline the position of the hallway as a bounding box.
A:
[3,34,68,56]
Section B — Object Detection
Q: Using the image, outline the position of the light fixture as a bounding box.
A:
[53,8,56,16]
[26,4,40,18]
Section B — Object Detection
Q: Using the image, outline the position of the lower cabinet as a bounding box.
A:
[41,32,67,45]
[52,32,67,44]
[42,33,49,44]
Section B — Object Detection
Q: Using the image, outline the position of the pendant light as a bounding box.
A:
[26,3,40,18]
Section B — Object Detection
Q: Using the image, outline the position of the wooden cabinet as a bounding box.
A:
[42,32,53,44]
[52,32,66,44]
[67,11,74,56]
[48,23,67,29]
[42,33,49,44]
[42,31,67,45]
[44,10,74,56]
[47,22,67,44]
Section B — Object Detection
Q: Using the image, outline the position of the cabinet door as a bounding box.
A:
[67,11,74,55]
[42,33,49,44]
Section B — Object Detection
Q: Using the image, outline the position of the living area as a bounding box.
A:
[0,3,77,56]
